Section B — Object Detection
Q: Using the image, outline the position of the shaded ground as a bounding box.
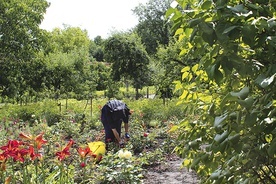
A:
[143,154,199,184]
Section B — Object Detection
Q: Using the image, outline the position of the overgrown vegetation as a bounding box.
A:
[168,0,276,183]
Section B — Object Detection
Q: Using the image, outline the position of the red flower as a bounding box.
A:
[19,132,48,149]
[0,140,21,151]
[34,133,48,149]
[0,140,23,158]
[143,133,149,137]
[77,146,91,158]
[11,148,29,162]
[80,162,86,168]
[0,153,6,162]
[97,155,103,161]
[55,139,74,161]
[28,146,42,160]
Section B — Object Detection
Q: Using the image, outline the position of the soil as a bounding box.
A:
[142,154,199,184]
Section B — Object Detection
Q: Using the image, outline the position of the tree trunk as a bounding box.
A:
[135,88,139,100]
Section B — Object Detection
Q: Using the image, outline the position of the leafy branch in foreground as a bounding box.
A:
[168,0,276,183]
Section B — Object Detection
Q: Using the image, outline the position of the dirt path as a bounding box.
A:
[143,156,199,184]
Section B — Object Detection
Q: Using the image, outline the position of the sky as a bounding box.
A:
[40,0,148,39]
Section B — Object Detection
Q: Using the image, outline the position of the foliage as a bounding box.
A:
[133,0,174,55]
[154,39,198,98]
[97,150,143,184]
[48,26,90,54]
[168,0,276,183]
[89,36,104,62]
[0,0,49,62]
[0,98,181,183]
[0,0,49,100]
[104,33,151,99]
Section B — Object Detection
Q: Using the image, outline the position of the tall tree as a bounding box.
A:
[133,0,173,55]
[89,36,104,62]
[45,26,91,99]
[169,0,276,183]
[104,33,150,99]
[0,0,49,62]
[0,0,49,100]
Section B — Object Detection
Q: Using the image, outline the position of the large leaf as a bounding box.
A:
[255,74,275,88]
[201,0,212,10]
[244,111,258,126]
[214,113,228,128]
[237,97,254,110]
[268,138,276,157]
[188,18,202,27]
[214,131,229,143]
[223,26,239,35]
[230,86,249,100]
[214,68,224,84]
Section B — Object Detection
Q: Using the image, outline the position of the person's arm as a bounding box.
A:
[111,128,122,144]
[124,122,129,134]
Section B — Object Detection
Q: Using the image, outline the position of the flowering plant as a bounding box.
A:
[118,149,132,159]
[97,149,143,183]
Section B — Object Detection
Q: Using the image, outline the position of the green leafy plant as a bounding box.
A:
[168,0,276,183]
[97,149,144,184]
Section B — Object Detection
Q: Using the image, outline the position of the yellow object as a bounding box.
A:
[88,141,106,160]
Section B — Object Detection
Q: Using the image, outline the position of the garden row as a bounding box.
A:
[0,98,186,183]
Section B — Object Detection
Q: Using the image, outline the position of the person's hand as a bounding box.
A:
[119,140,125,148]
[125,133,130,141]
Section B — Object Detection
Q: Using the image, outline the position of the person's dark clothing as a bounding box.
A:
[101,100,131,142]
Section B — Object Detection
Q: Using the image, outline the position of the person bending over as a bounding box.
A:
[101,99,131,148]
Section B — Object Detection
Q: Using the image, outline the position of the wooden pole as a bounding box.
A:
[90,96,93,117]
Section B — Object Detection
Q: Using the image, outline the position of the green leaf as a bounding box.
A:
[230,86,249,100]
[214,69,224,84]
[188,137,202,149]
[165,7,175,18]
[220,93,238,107]
[228,4,247,14]
[191,64,199,73]
[255,74,275,88]
[182,72,189,80]
[201,1,212,10]
[244,111,257,126]
[214,114,228,128]
[169,125,179,132]
[223,26,239,35]
[268,138,276,157]
[175,28,184,36]
[214,131,229,143]
[199,22,214,34]
[181,66,190,72]
[188,18,202,27]
[209,170,222,180]
[237,97,254,110]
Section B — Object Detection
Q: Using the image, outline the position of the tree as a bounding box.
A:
[45,26,91,99]
[89,36,104,62]
[154,38,198,99]
[0,0,49,101]
[133,0,173,55]
[48,26,90,54]
[168,0,276,183]
[0,0,49,62]
[104,33,150,99]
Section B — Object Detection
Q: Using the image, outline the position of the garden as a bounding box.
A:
[0,97,196,183]
[1,0,276,183]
